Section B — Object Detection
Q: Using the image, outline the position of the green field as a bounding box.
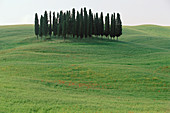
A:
[0,25,170,113]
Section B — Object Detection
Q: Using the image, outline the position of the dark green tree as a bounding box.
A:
[110,13,116,39]
[34,13,39,39]
[79,8,84,38]
[88,9,93,37]
[62,20,66,40]
[72,8,76,38]
[100,12,104,37]
[95,13,99,36]
[58,11,63,36]
[115,13,122,41]
[53,12,55,32]
[66,11,71,36]
[39,15,43,38]
[49,11,52,37]
[53,12,58,37]
[105,13,110,37]
[75,11,80,38]
[84,7,88,38]
[44,11,48,37]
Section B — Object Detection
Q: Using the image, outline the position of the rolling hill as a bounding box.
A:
[0,24,169,113]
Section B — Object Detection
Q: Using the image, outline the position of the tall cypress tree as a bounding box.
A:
[112,13,116,39]
[62,20,66,40]
[66,11,72,36]
[53,12,55,33]
[49,11,52,37]
[88,9,93,37]
[34,13,39,39]
[105,13,110,37]
[87,13,89,38]
[115,13,122,41]
[53,12,58,37]
[58,11,63,37]
[110,14,114,39]
[76,11,80,38]
[72,8,76,38]
[79,8,84,38]
[95,13,99,36]
[44,11,48,37]
[53,12,56,37]
[40,15,43,38]
[100,12,104,37]
[84,7,88,38]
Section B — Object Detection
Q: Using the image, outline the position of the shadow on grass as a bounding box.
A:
[19,35,128,47]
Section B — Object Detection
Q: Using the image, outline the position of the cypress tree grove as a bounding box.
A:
[34,8,122,41]
[40,15,43,38]
[115,13,122,41]
[72,8,76,38]
[34,13,39,39]
[49,11,52,37]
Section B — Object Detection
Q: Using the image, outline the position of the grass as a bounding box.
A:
[0,24,170,113]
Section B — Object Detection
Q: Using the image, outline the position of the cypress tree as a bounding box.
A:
[49,11,52,37]
[100,12,104,37]
[105,13,110,37]
[58,11,63,37]
[87,14,89,38]
[95,13,99,36]
[53,12,55,33]
[66,11,71,36]
[75,11,80,38]
[34,13,39,39]
[72,8,76,38]
[111,13,116,40]
[62,20,66,40]
[115,13,122,41]
[93,15,97,36]
[44,11,48,37]
[53,12,58,37]
[84,7,88,38]
[88,9,93,37]
[110,14,113,39]
[40,15,43,38]
[53,12,56,37]
[79,8,84,38]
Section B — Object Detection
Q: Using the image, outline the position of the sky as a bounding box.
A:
[0,0,170,26]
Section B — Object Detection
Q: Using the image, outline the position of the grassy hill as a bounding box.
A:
[0,25,169,113]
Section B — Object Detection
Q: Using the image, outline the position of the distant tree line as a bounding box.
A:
[34,7,122,41]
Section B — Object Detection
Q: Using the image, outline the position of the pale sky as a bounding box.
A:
[0,0,170,26]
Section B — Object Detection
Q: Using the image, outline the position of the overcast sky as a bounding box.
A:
[0,0,170,26]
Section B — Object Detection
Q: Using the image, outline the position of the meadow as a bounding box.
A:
[0,24,169,113]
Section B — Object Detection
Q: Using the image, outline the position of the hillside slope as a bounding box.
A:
[0,25,170,113]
